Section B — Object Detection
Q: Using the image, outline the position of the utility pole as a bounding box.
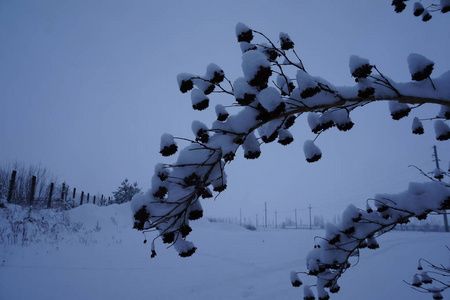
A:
[295,209,298,229]
[265,202,267,228]
[308,204,312,230]
[433,145,449,232]
[240,208,242,226]
[275,211,277,228]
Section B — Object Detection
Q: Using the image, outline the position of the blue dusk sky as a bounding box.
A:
[1,1,449,223]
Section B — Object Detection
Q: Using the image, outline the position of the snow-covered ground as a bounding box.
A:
[0,203,448,300]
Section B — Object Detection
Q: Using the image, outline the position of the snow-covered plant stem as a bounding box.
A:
[404,247,450,299]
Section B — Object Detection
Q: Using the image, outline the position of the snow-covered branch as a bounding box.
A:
[131,23,449,298]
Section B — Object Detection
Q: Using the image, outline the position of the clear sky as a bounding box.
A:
[1,1,449,223]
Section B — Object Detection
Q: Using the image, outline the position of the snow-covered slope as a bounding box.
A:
[0,203,448,300]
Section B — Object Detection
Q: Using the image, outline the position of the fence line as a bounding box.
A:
[5,170,110,209]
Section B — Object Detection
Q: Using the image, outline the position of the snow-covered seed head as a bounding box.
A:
[188,209,203,221]
[213,183,227,192]
[437,105,450,120]
[153,186,167,199]
[193,78,215,95]
[412,117,424,135]
[236,22,253,42]
[284,115,296,129]
[303,285,315,300]
[367,237,379,249]
[279,32,294,50]
[222,151,235,162]
[155,163,169,182]
[304,140,322,163]
[412,274,422,287]
[343,226,355,235]
[407,53,434,81]
[349,55,372,79]
[329,283,340,294]
[179,224,192,238]
[413,2,424,16]
[418,260,423,270]
[307,113,322,134]
[162,232,175,244]
[215,104,229,122]
[183,172,201,187]
[206,63,225,84]
[420,271,433,284]
[150,240,157,258]
[258,86,284,113]
[331,110,354,132]
[307,259,320,275]
[278,129,294,146]
[358,87,375,98]
[242,50,272,90]
[277,75,295,96]
[434,120,450,141]
[434,168,444,179]
[177,73,194,93]
[243,132,261,159]
[260,122,280,144]
[432,291,443,300]
[261,44,280,62]
[358,239,368,249]
[296,70,320,99]
[160,133,178,157]
[191,89,209,111]
[442,0,450,13]
[192,120,209,143]
[290,271,302,287]
[392,0,407,13]
[234,77,257,105]
[174,238,197,258]
[389,101,411,120]
[319,113,335,131]
[201,187,213,199]
[318,290,330,300]
[133,206,150,231]
[244,150,261,159]
[422,9,432,21]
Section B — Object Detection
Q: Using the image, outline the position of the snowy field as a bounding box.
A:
[0,203,448,300]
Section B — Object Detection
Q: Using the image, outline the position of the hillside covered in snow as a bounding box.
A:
[0,202,448,300]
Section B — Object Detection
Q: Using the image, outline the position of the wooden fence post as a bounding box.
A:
[101,195,104,206]
[73,187,76,199]
[87,193,90,203]
[29,176,36,206]
[80,191,84,205]
[60,183,66,201]
[7,170,16,203]
[47,182,54,209]
[93,195,96,205]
